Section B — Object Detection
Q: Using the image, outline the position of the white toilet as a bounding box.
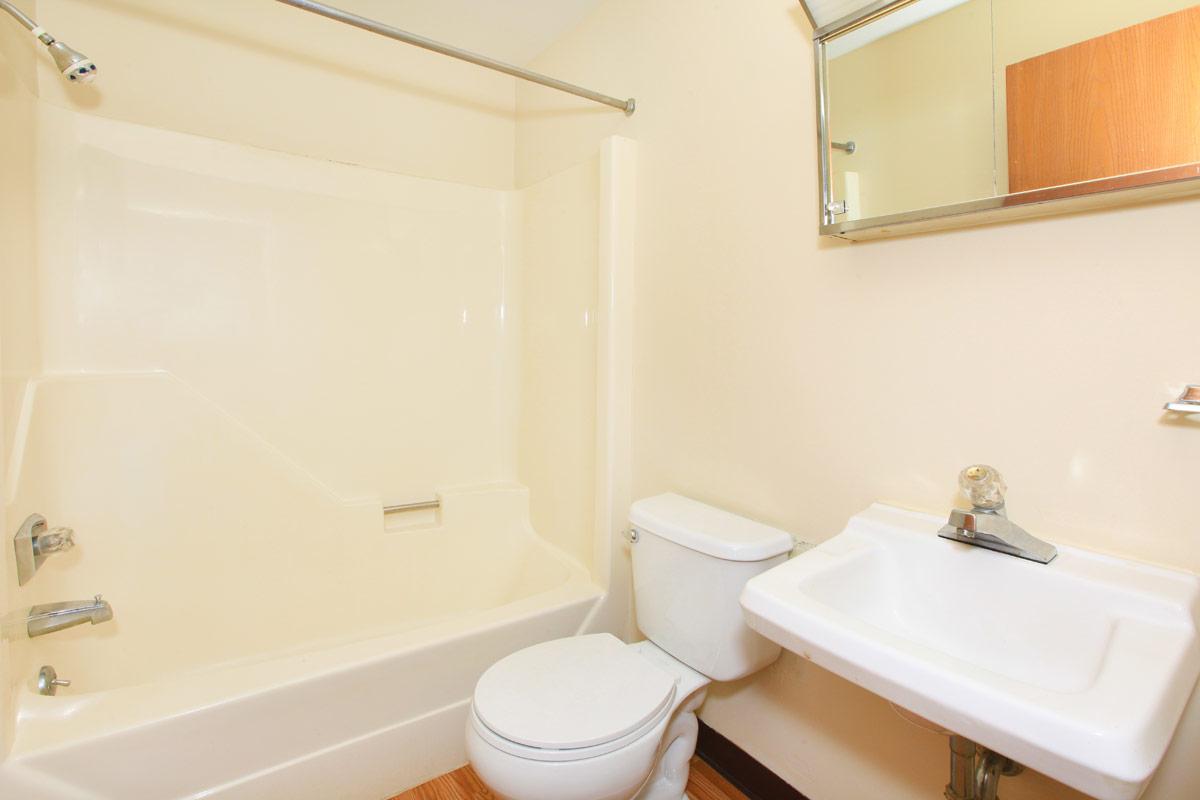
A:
[466,493,794,800]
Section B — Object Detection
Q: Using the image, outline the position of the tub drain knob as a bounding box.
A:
[37,665,71,696]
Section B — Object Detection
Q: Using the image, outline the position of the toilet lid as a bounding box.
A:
[473,633,677,750]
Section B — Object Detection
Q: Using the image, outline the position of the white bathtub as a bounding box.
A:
[2,541,598,800]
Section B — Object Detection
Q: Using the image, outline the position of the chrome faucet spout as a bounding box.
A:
[26,595,113,638]
[938,466,1057,564]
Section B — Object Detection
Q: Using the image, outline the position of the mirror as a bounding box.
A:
[813,0,1200,239]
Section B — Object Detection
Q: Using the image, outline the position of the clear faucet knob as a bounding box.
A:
[33,527,75,556]
[959,465,1006,510]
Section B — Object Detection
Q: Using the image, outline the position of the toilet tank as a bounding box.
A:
[629,494,794,681]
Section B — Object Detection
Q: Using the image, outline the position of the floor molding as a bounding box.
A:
[695,720,810,800]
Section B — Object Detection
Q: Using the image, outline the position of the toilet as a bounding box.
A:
[466,493,794,800]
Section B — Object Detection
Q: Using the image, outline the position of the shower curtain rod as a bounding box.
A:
[274,0,636,115]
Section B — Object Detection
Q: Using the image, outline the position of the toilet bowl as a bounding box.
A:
[467,636,708,800]
[466,494,794,800]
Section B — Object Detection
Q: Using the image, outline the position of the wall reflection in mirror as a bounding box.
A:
[821,0,1200,228]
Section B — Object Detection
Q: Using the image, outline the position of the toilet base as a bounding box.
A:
[634,686,708,800]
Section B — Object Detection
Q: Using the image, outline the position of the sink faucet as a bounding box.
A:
[25,595,113,638]
[938,465,1057,564]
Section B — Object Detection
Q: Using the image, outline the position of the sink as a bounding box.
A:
[740,503,1200,800]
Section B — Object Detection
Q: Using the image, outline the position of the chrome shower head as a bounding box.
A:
[0,0,98,84]
[46,40,97,84]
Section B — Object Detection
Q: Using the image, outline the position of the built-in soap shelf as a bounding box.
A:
[383,498,441,532]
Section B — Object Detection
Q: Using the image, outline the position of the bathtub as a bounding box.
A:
[1,451,602,799]
[1,540,598,799]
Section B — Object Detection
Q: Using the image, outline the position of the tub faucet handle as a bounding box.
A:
[33,526,74,556]
[14,514,78,585]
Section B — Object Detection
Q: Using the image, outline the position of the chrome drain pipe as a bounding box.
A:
[945,735,1023,800]
[945,736,977,800]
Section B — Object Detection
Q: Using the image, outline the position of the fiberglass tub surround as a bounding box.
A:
[0,89,636,797]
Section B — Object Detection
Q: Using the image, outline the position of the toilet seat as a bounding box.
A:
[471,634,677,763]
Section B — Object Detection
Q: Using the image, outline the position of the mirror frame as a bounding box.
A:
[812,0,1200,240]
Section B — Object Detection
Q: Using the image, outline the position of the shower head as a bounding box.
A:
[45,40,97,83]
[0,0,98,84]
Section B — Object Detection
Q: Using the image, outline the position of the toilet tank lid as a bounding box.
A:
[630,494,794,562]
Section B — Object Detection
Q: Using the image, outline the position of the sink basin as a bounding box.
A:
[740,503,1200,800]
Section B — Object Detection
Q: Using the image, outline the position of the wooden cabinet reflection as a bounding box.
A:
[1006,5,1200,197]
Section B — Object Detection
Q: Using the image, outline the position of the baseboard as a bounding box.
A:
[695,720,810,800]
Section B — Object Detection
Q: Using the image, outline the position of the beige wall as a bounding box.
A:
[518,1,1200,798]
[31,0,517,188]
[828,0,995,219]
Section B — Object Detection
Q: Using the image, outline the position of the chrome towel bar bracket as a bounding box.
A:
[1165,385,1200,414]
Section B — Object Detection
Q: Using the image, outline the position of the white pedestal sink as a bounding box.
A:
[740,503,1200,800]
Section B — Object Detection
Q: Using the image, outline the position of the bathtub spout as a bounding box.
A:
[26,595,113,638]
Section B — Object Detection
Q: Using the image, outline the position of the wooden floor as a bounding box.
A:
[391,758,748,800]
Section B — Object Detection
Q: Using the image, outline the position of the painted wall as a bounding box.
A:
[30,0,517,188]
[517,1,1200,798]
